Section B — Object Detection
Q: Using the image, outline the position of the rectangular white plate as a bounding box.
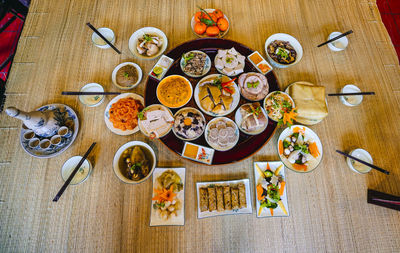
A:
[196,179,252,219]
[254,161,289,217]
[150,167,185,226]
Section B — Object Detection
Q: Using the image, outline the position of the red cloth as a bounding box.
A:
[377,0,400,61]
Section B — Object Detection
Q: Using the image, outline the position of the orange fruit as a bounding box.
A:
[194,11,203,23]
[217,18,229,32]
[213,9,224,19]
[194,22,207,35]
[206,26,220,36]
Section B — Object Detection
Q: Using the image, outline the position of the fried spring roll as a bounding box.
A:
[231,188,239,209]
[207,187,217,211]
[216,186,224,211]
[199,187,209,212]
[223,186,232,210]
[238,183,247,208]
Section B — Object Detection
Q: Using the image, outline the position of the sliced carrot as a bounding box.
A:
[266,162,272,171]
[270,208,274,216]
[279,140,284,155]
[279,181,285,196]
[293,126,305,134]
[293,163,308,172]
[309,142,320,158]
[256,184,264,200]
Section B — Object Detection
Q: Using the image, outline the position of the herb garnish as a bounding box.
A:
[277,47,289,59]
[138,107,149,120]
[143,34,153,42]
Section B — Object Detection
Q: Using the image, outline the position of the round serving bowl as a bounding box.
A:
[205,117,239,151]
[111,62,143,90]
[234,103,268,135]
[112,141,156,184]
[128,27,168,60]
[277,125,323,173]
[172,107,206,141]
[264,33,303,68]
[190,9,230,38]
[263,91,295,123]
[61,156,92,185]
[79,83,105,107]
[180,50,211,78]
[138,104,174,138]
[346,148,373,174]
[156,75,193,109]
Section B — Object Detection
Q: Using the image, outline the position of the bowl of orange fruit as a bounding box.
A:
[191,8,229,38]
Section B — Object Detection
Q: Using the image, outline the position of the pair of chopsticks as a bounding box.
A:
[86,22,121,54]
[53,142,96,202]
[328,92,375,97]
[62,91,121,96]
[336,150,389,175]
[318,30,353,47]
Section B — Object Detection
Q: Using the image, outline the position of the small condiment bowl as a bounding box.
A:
[346,148,373,174]
[91,27,115,49]
[111,62,143,90]
[39,139,51,150]
[61,156,92,185]
[339,84,363,107]
[327,32,349,52]
[78,83,105,107]
[58,126,72,138]
[50,135,62,146]
[264,33,303,68]
[112,141,156,184]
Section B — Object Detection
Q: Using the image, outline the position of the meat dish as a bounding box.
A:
[214,47,245,76]
[118,146,153,181]
[238,72,269,101]
[173,108,205,140]
[206,118,238,151]
[267,40,297,65]
[115,65,138,87]
[199,183,247,212]
[136,33,163,57]
[181,51,210,77]
[138,105,174,138]
[238,102,268,134]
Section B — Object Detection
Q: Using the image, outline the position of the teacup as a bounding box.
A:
[58,126,72,138]
[28,138,40,149]
[23,130,35,141]
[50,135,62,146]
[39,139,51,150]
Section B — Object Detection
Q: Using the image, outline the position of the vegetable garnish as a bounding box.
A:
[280,107,297,127]
[138,107,149,120]
[276,47,289,60]
[246,81,260,89]
[143,34,153,42]
[152,185,176,202]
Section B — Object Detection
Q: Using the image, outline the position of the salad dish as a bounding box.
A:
[150,168,185,226]
[235,102,268,135]
[138,104,174,139]
[264,91,296,125]
[180,50,211,78]
[205,117,239,151]
[191,8,229,38]
[254,161,289,217]
[173,107,206,141]
[238,72,269,101]
[278,125,323,173]
[214,48,245,76]
[196,179,252,218]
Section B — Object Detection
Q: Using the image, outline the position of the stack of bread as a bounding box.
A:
[287,81,328,125]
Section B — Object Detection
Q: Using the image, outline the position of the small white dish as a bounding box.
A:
[104,93,144,136]
[327,32,349,52]
[111,62,143,90]
[180,50,211,78]
[28,138,40,149]
[112,141,156,184]
[172,107,206,141]
[204,117,239,151]
[61,156,92,185]
[79,83,105,107]
[50,135,62,146]
[23,130,35,141]
[39,139,51,150]
[234,104,268,135]
[346,149,373,174]
[265,33,303,68]
[340,84,363,107]
[91,27,115,49]
[128,27,168,60]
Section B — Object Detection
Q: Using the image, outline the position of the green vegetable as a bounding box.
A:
[138,108,149,120]
[123,72,129,78]
[283,140,290,148]
[264,170,273,178]
[143,34,153,42]
[260,199,278,209]
[246,81,260,89]
[94,95,100,101]
[183,52,194,65]
[277,47,289,59]
[267,186,281,202]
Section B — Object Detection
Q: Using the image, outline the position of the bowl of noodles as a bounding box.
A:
[104,93,145,135]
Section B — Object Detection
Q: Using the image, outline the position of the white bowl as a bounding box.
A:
[91,27,115,49]
[263,91,295,123]
[156,75,193,108]
[205,117,239,151]
[138,104,174,138]
[339,84,363,107]
[61,156,92,185]
[172,107,206,141]
[327,32,349,52]
[180,50,211,78]
[346,149,373,174]
[128,27,168,60]
[234,103,268,135]
[111,62,143,90]
[265,33,303,68]
[112,141,156,184]
[190,9,229,38]
[79,83,105,107]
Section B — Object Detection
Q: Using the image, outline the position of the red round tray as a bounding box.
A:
[144,38,279,165]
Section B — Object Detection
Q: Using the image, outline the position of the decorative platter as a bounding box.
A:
[20,104,79,158]
[144,38,280,165]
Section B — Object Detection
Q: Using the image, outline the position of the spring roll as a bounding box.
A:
[199,187,209,212]
[223,186,232,210]
[207,187,217,211]
[238,183,247,208]
[216,186,224,211]
[231,188,239,209]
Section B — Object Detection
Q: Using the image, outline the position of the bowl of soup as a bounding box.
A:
[111,62,142,90]
[156,75,193,108]
[113,141,156,184]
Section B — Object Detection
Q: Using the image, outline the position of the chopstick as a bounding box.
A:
[317,30,353,47]
[86,22,121,54]
[62,91,121,96]
[328,92,375,96]
[335,150,389,175]
[53,142,96,202]
[372,198,400,205]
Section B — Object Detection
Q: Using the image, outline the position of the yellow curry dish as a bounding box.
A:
[156,75,193,108]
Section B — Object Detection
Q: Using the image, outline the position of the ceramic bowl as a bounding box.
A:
[112,141,156,184]
[263,91,295,123]
[339,84,363,107]
[138,104,174,138]
[327,31,349,52]
[264,33,303,68]
[111,62,143,90]
[61,156,92,185]
[79,83,105,107]
[180,50,211,78]
[156,75,193,109]
[91,27,115,49]
[346,149,373,174]
[128,27,168,60]
[172,107,206,141]
[204,117,239,151]
[190,9,229,38]
[234,103,268,135]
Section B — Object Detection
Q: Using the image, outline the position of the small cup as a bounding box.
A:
[28,138,40,149]
[78,83,105,107]
[39,139,51,150]
[346,149,373,174]
[339,84,363,107]
[61,156,92,185]
[23,130,35,141]
[50,135,62,146]
[91,27,115,49]
[58,126,72,138]
[327,32,349,51]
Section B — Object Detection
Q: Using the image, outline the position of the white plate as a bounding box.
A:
[277,125,323,173]
[138,104,174,138]
[180,50,211,78]
[150,167,186,226]
[196,179,252,219]
[104,93,144,135]
[128,27,168,60]
[111,62,143,90]
[254,161,289,217]
[235,103,268,135]
[194,74,240,117]
[204,117,239,151]
[264,33,303,68]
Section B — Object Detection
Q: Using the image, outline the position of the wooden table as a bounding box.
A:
[1,0,400,252]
